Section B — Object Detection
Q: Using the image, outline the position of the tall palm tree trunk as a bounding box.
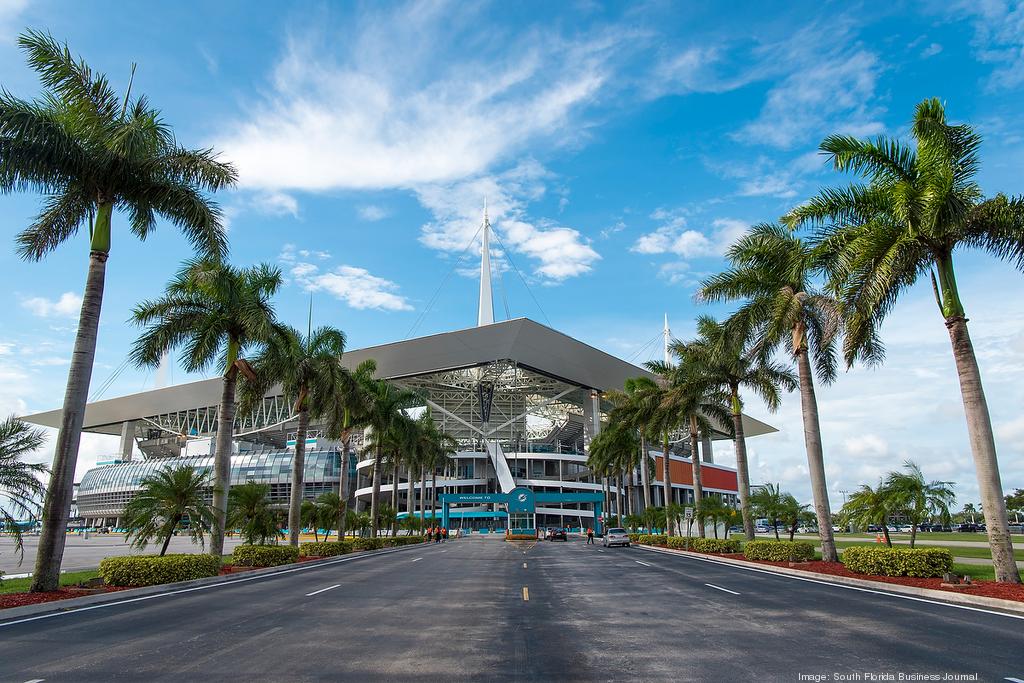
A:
[419,465,426,524]
[160,514,182,557]
[689,417,705,538]
[391,461,400,537]
[31,250,107,593]
[639,433,651,511]
[370,445,382,537]
[209,370,238,559]
[406,468,415,518]
[338,431,351,538]
[731,387,755,541]
[946,315,1021,582]
[615,474,624,524]
[796,348,838,562]
[287,409,309,546]
[661,433,673,535]
[431,471,438,523]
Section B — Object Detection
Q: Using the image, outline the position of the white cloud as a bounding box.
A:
[0,0,27,43]
[416,161,598,282]
[20,292,82,319]
[215,8,615,192]
[920,42,943,58]
[631,212,747,261]
[725,19,884,149]
[957,1,1024,90]
[253,191,299,217]
[358,205,389,221]
[285,259,411,312]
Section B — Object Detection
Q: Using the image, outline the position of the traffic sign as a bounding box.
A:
[684,507,694,520]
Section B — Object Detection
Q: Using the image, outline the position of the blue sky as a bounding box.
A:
[2,1,1023,508]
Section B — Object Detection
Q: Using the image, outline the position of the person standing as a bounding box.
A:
[587,527,594,544]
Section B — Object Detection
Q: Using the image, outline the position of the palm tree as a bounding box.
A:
[961,503,978,525]
[361,380,420,537]
[750,484,786,540]
[3,32,237,593]
[239,324,348,547]
[647,352,734,539]
[698,495,733,540]
[783,99,1023,583]
[840,482,897,547]
[778,494,812,542]
[131,258,282,559]
[228,482,282,546]
[301,500,320,541]
[0,417,47,562]
[607,380,657,512]
[123,465,215,556]
[700,224,844,562]
[333,359,377,539]
[377,503,398,536]
[316,492,343,541]
[588,425,636,522]
[609,375,681,534]
[674,316,796,540]
[422,423,458,524]
[884,461,955,548]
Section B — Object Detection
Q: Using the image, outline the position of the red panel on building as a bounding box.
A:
[653,456,738,493]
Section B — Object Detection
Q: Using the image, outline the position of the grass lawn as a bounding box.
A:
[0,569,100,594]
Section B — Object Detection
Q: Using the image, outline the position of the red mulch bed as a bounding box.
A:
[0,585,132,610]
[650,546,1024,603]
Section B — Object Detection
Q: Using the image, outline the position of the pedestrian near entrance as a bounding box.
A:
[586,527,594,544]
[441,527,448,542]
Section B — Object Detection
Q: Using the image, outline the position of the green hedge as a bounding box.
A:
[744,540,815,562]
[352,538,384,551]
[99,554,221,587]
[629,534,668,546]
[231,544,300,567]
[843,546,953,578]
[300,541,353,558]
[666,537,740,553]
[388,535,425,546]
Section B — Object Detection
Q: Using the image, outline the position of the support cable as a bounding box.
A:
[488,229,551,327]
[405,222,486,339]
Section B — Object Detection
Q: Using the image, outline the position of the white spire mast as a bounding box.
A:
[663,313,671,364]
[477,199,495,326]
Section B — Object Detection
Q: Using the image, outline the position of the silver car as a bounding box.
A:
[602,527,631,547]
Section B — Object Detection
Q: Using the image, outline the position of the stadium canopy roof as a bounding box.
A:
[22,317,776,439]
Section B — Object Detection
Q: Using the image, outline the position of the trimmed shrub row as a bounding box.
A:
[99,554,221,587]
[744,540,815,562]
[232,544,300,568]
[843,546,953,578]
[629,534,668,546]
[666,537,740,553]
[300,541,353,557]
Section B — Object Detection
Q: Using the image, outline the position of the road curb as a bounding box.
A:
[0,542,427,624]
[636,544,1024,616]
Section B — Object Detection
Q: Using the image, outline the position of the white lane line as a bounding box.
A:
[597,549,605,553]
[1003,678,1024,682]
[635,560,652,567]
[411,557,423,563]
[440,550,447,553]
[522,586,529,601]
[705,583,740,595]
[0,545,417,629]
[305,584,341,597]
[636,545,1024,622]
[23,679,45,683]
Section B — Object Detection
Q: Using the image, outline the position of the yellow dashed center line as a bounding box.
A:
[522,586,529,601]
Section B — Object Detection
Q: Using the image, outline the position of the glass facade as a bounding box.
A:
[77,449,342,518]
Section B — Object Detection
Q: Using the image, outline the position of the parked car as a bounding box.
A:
[956,523,980,533]
[548,528,567,541]
[866,524,880,533]
[755,525,771,534]
[897,525,913,533]
[602,528,630,547]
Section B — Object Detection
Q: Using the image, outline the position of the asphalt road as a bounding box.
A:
[1,536,1022,682]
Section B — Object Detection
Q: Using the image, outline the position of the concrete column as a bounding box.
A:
[701,433,714,463]
[583,390,601,451]
[119,421,136,462]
